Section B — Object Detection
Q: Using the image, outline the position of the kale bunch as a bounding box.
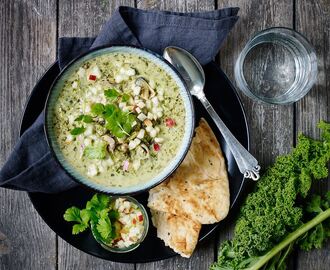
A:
[211,121,330,270]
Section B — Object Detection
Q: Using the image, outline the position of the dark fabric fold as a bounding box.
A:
[0,6,239,193]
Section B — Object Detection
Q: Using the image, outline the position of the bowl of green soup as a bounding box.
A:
[45,45,194,195]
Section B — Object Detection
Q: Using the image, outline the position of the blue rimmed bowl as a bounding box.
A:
[44,45,195,195]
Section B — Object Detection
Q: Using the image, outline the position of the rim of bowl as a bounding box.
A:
[234,27,318,105]
[90,196,149,253]
[44,45,195,195]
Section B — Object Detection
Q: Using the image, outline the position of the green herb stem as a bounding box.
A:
[246,208,330,270]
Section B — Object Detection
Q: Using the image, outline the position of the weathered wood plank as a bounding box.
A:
[57,1,135,269]
[59,0,134,37]
[295,0,330,269]
[216,0,294,262]
[136,1,215,270]
[0,0,57,269]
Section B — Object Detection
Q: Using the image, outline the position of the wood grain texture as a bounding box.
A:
[136,1,216,270]
[59,0,134,37]
[0,0,57,269]
[295,0,330,269]
[57,1,135,269]
[216,0,294,262]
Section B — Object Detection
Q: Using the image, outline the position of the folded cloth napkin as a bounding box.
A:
[0,6,239,193]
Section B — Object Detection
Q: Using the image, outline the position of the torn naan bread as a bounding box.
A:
[148,118,230,224]
[151,210,201,258]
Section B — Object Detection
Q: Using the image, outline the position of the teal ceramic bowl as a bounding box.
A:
[44,45,194,195]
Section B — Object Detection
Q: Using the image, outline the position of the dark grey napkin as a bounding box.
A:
[0,6,239,193]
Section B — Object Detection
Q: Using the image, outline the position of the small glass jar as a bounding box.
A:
[91,196,149,253]
[234,27,317,105]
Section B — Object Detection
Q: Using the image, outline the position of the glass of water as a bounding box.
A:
[234,27,317,105]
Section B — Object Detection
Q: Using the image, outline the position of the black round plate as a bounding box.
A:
[20,61,249,263]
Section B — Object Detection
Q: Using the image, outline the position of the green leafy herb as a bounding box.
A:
[70,127,86,135]
[63,194,119,243]
[104,88,119,99]
[89,101,136,138]
[63,206,81,222]
[97,216,112,240]
[64,206,89,235]
[104,104,116,118]
[211,121,330,270]
[122,93,131,102]
[75,114,93,123]
[104,106,136,138]
[72,223,89,234]
[83,143,107,159]
[91,103,105,115]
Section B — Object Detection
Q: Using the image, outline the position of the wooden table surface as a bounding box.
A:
[0,0,329,269]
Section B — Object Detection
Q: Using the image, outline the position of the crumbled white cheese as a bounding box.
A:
[154,137,164,143]
[137,101,145,108]
[90,65,102,78]
[72,81,78,89]
[137,113,147,121]
[128,138,141,150]
[137,129,145,139]
[151,96,159,107]
[149,128,157,138]
[87,164,98,176]
[77,67,85,78]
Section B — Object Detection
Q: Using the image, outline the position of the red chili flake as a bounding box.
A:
[138,215,144,222]
[89,74,97,81]
[132,218,136,224]
[153,143,160,151]
[165,118,176,128]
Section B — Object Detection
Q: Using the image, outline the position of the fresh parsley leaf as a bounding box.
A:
[108,210,119,220]
[86,194,110,211]
[64,193,117,241]
[104,89,119,99]
[82,115,93,123]
[105,115,126,138]
[99,208,109,219]
[72,223,88,235]
[98,194,110,209]
[122,93,130,102]
[70,127,85,135]
[91,103,105,115]
[75,114,93,123]
[75,115,84,121]
[63,207,82,222]
[97,216,112,240]
[104,104,116,118]
[83,143,107,159]
[80,209,91,224]
[64,207,90,235]
[105,107,136,138]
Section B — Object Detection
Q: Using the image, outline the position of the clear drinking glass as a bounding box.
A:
[234,27,317,105]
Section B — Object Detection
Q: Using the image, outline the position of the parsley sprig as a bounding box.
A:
[91,91,136,138]
[63,194,119,243]
[69,89,136,140]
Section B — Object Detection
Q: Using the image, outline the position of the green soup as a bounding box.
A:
[53,52,186,188]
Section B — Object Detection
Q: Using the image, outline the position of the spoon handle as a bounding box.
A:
[198,95,260,181]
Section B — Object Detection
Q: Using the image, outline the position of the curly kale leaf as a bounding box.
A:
[299,192,330,251]
[211,121,330,270]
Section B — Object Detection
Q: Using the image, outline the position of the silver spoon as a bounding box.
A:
[163,46,260,181]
